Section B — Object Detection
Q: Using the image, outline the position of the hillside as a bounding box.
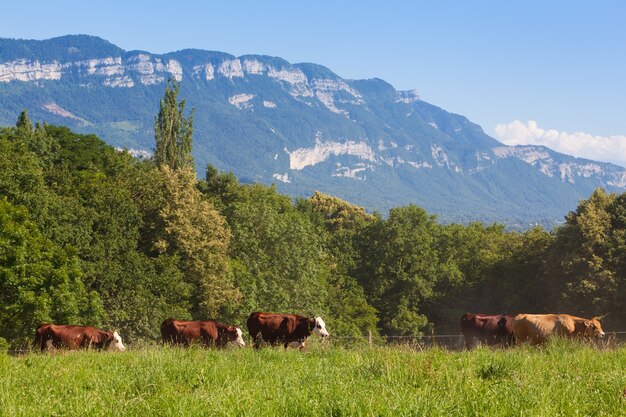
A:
[1,35,625,227]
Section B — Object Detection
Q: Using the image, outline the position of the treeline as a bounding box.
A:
[0,86,624,348]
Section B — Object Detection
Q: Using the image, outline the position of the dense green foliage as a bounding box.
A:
[1,342,624,416]
[0,100,625,348]
[0,199,103,345]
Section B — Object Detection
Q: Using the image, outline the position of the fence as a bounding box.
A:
[324,331,626,350]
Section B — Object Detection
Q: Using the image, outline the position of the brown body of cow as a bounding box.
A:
[460,313,515,349]
[34,323,126,351]
[246,312,329,349]
[512,314,605,345]
[160,318,245,348]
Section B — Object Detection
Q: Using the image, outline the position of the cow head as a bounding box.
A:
[309,316,329,337]
[108,331,126,351]
[231,326,246,347]
[583,318,605,338]
[497,316,512,331]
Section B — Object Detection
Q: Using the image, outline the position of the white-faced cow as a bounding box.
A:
[512,314,605,345]
[246,312,329,349]
[160,318,245,348]
[34,323,126,352]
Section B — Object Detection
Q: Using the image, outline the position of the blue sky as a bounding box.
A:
[2,1,626,164]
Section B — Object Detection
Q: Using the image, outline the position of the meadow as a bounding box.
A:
[0,340,624,416]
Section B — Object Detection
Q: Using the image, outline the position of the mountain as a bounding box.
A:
[1,35,624,228]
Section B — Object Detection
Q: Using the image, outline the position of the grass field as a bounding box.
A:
[0,340,624,416]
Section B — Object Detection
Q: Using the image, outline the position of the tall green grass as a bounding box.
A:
[0,340,624,416]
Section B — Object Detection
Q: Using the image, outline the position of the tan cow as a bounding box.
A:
[512,314,605,345]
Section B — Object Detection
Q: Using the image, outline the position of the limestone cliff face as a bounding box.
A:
[0,55,182,87]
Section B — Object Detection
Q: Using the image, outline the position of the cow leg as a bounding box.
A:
[202,335,215,348]
[508,335,516,347]
[270,339,281,348]
[45,339,55,353]
[287,340,305,350]
[252,333,262,349]
[531,336,545,346]
[464,336,474,350]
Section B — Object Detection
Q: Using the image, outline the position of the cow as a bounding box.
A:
[160,318,245,348]
[460,313,515,349]
[512,314,605,345]
[34,323,126,352]
[246,312,329,349]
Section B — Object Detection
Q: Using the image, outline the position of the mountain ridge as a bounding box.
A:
[1,35,623,228]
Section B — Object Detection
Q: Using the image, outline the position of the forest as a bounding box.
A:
[1,82,624,349]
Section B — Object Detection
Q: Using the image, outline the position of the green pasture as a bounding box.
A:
[0,340,624,416]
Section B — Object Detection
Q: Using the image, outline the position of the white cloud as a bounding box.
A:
[494,120,626,167]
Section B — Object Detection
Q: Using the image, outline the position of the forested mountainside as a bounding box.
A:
[2,35,626,227]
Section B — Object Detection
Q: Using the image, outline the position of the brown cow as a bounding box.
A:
[512,314,605,345]
[160,318,245,348]
[34,323,126,352]
[246,312,329,349]
[460,313,515,349]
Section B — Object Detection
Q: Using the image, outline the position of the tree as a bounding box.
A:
[298,192,379,337]
[225,184,329,321]
[16,110,34,135]
[303,191,376,233]
[0,127,50,223]
[0,199,104,347]
[420,222,508,332]
[546,188,615,317]
[154,79,194,170]
[356,205,441,335]
[154,166,238,319]
[605,193,626,326]
[199,164,240,213]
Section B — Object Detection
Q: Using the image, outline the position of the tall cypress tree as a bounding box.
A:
[154,79,194,170]
[16,110,34,135]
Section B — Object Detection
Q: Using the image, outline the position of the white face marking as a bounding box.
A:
[109,331,126,351]
[46,339,54,350]
[312,317,329,337]
[235,328,245,347]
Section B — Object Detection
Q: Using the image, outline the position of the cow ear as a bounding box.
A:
[308,318,315,331]
[583,320,592,328]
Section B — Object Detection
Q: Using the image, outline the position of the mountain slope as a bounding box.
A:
[1,35,624,227]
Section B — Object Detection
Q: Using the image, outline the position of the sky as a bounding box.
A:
[2,0,626,165]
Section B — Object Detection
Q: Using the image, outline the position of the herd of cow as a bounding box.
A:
[32,311,606,353]
[33,312,329,352]
[460,313,606,348]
